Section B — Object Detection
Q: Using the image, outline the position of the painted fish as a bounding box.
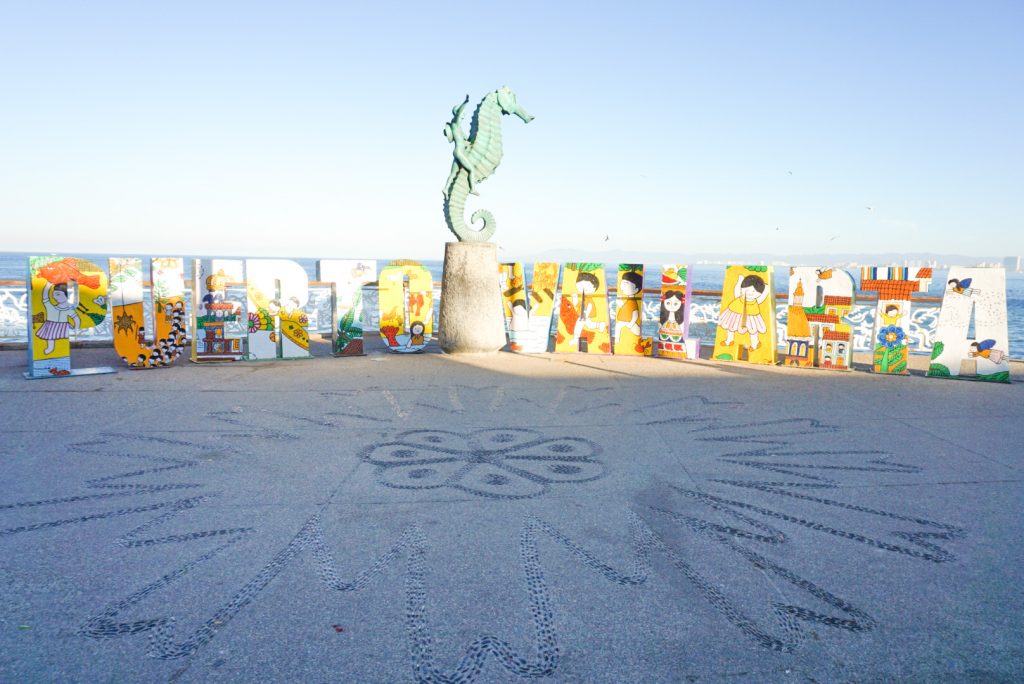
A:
[36,258,101,289]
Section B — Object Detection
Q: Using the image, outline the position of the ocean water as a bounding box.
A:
[3,252,1023,353]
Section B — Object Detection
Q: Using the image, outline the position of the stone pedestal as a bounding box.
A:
[437,242,507,354]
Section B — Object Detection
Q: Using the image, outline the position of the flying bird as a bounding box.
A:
[603,235,610,242]
[829,235,839,241]
[864,206,873,211]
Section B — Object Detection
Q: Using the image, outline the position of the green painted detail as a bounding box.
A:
[151,280,171,302]
[803,306,826,315]
[874,344,907,374]
[567,262,602,273]
[715,353,734,361]
[978,371,1011,383]
[335,291,363,353]
[930,340,945,360]
[28,255,62,272]
[196,314,238,325]
[442,87,533,242]
[927,363,951,377]
[619,263,642,272]
[743,265,769,272]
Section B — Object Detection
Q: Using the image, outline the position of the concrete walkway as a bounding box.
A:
[1,342,1021,682]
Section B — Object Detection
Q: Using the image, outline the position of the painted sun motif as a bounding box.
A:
[114,311,136,335]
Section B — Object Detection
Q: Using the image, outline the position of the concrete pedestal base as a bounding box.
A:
[437,242,507,354]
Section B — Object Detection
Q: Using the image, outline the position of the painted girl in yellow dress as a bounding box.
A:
[718,274,769,350]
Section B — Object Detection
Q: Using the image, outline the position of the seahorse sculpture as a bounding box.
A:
[443,86,534,242]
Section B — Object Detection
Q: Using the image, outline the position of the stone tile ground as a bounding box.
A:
[1,346,1021,682]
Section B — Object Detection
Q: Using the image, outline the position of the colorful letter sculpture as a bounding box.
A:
[927,267,1011,382]
[192,259,245,363]
[713,265,776,364]
[860,266,933,375]
[245,259,310,360]
[317,260,377,356]
[378,260,433,353]
[25,256,113,379]
[657,264,700,359]
[613,264,652,355]
[555,263,611,354]
[442,87,534,242]
[500,262,559,353]
[781,267,856,370]
[109,257,188,369]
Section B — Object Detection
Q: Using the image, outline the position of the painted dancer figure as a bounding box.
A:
[36,282,80,354]
[718,274,769,349]
[614,271,643,341]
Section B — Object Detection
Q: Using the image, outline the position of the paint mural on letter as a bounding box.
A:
[318,260,377,356]
[501,262,559,353]
[554,263,610,354]
[927,267,1010,383]
[109,257,188,368]
[245,259,310,360]
[613,264,652,356]
[657,264,700,359]
[713,265,776,364]
[191,259,245,363]
[26,256,112,378]
[781,267,856,371]
[860,266,933,375]
[378,260,433,353]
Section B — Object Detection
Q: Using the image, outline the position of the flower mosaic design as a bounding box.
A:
[247,311,269,334]
[360,428,605,499]
[877,325,905,349]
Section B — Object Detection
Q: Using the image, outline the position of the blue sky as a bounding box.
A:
[1,1,1021,260]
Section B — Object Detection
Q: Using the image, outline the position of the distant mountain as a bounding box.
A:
[510,248,1007,267]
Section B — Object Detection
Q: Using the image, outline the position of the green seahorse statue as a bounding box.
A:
[442,86,534,242]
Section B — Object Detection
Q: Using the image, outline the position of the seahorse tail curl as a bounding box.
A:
[469,209,496,242]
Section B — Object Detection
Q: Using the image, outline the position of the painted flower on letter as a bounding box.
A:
[877,325,905,349]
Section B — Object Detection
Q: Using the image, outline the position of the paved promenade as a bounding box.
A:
[1,341,1021,682]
